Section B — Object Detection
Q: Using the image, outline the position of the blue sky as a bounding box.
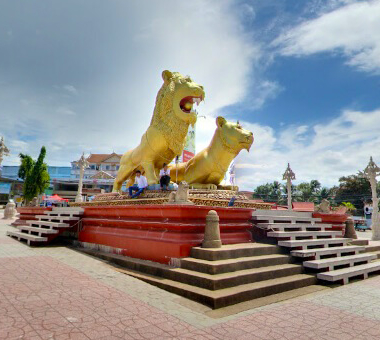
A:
[1,0,380,190]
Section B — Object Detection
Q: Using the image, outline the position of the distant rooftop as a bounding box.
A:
[86,153,122,164]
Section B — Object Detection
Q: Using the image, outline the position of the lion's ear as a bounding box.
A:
[162,70,173,83]
[216,116,227,128]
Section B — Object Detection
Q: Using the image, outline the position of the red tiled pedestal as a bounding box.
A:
[11,207,52,227]
[79,205,253,264]
[313,212,348,236]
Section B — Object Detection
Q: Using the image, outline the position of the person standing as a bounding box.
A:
[128,170,148,198]
[159,163,171,191]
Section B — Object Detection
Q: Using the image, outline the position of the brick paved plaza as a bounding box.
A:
[2,211,380,340]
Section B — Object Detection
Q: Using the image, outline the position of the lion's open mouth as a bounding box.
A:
[180,96,203,113]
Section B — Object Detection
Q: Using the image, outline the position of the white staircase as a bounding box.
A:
[7,207,83,246]
[253,209,380,285]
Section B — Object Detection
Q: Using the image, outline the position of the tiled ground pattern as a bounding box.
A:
[2,214,380,339]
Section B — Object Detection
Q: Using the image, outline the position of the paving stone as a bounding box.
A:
[4,213,380,339]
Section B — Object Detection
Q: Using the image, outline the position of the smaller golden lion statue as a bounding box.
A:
[113,70,205,192]
[169,116,253,190]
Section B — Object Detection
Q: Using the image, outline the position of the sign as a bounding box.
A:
[182,150,194,162]
[0,182,11,194]
[44,188,53,195]
[180,125,195,162]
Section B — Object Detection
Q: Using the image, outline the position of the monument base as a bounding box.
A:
[78,204,253,264]
[11,207,52,226]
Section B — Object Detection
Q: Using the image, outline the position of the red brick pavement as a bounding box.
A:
[2,250,380,339]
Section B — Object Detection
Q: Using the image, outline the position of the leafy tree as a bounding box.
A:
[294,180,322,202]
[334,174,375,215]
[18,147,50,203]
[340,202,356,214]
[253,181,285,203]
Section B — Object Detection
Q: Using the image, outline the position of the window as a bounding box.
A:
[90,165,95,170]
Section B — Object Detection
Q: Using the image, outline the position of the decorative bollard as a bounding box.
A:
[3,200,16,219]
[202,210,222,248]
[344,217,358,239]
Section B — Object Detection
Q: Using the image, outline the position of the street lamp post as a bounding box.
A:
[74,153,89,203]
[360,156,380,240]
[0,137,10,177]
[283,163,296,210]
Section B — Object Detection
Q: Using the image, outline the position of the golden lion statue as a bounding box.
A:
[113,70,205,192]
[169,116,253,190]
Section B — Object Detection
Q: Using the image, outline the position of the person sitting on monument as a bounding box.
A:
[128,170,148,198]
[159,163,171,191]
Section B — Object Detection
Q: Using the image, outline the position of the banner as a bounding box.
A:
[180,125,196,162]
[0,182,11,194]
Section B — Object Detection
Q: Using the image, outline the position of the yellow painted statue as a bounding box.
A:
[169,117,253,190]
[113,70,205,192]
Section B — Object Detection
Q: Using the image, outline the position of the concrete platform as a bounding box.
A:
[278,238,350,249]
[304,253,377,270]
[318,261,380,284]
[268,230,341,239]
[27,220,70,228]
[18,225,59,235]
[257,222,331,231]
[291,245,364,259]
[6,230,47,245]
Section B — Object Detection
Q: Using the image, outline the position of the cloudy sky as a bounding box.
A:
[1,0,380,190]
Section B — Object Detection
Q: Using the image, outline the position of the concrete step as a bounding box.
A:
[18,225,59,235]
[256,223,330,231]
[35,215,80,221]
[268,230,341,240]
[180,254,293,274]
[317,261,380,284]
[304,253,377,270]
[27,220,70,228]
[253,210,312,218]
[52,207,84,213]
[117,268,317,309]
[350,239,369,246]
[364,245,380,253]
[190,243,283,261]
[253,215,321,224]
[166,264,303,290]
[7,230,47,245]
[291,245,365,260]
[278,238,350,250]
[45,211,83,217]
[368,251,380,259]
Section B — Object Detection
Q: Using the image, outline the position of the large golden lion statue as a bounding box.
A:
[169,116,253,190]
[113,70,205,192]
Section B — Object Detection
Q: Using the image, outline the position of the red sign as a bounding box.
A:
[182,150,194,162]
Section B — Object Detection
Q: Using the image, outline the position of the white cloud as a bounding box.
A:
[0,0,264,167]
[56,107,76,116]
[62,85,78,95]
[235,108,380,190]
[274,0,380,74]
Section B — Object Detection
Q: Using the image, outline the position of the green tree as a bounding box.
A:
[18,147,50,203]
[294,180,321,202]
[340,201,357,215]
[334,174,374,215]
[253,181,286,203]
